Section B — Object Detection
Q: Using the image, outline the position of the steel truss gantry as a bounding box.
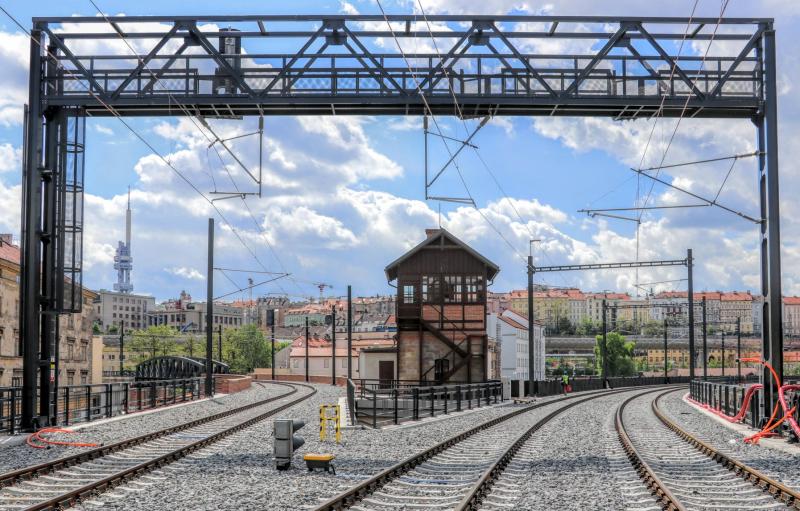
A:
[20,14,782,428]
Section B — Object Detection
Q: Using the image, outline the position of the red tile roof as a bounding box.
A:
[0,240,21,265]
[784,297,800,305]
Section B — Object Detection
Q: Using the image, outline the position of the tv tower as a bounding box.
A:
[113,187,134,293]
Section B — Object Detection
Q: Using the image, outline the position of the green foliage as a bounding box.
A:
[556,316,575,335]
[222,324,271,374]
[92,322,102,335]
[641,320,664,337]
[575,319,599,336]
[594,332,637,377]
[180,335,203,359]
[128,325,183,364]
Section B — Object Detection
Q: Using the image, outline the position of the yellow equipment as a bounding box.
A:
[319,404,341,443]
[304,453,335,474]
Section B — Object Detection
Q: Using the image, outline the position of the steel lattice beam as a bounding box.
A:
[532,259,687,273]
[30,15,765,118]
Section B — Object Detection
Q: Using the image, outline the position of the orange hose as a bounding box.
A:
[26,427,99,449]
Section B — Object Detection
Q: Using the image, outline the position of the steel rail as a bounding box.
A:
[652,388,800,509]
[0,381,306,488]
[615,388,687,511]
[19,382,317,511]
[315,385,670,511]
[454,386,665,510]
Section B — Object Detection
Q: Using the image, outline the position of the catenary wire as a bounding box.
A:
[87,0,310,299]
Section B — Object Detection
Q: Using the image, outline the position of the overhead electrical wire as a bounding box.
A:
[375,0,530,270]
[414,0,577,290]
[87,0,310,299]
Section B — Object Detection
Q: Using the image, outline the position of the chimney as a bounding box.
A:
[0,234,12,246]
[425,228,440,239]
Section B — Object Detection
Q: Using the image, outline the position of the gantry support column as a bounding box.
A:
[20,28,45,431]
[757,23,783,420]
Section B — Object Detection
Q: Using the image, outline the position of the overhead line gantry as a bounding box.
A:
[19,13,782,428]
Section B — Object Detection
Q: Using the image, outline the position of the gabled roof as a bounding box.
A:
[384,228,500,282]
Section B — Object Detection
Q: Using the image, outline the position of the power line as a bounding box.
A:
[88,1,309,299]
[413,1,573,289]
[375,0,530,267]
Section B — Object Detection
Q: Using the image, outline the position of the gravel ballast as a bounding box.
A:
[0,381,291,473]
[73,385,675,511]
[483,387,664,511]
[658,388,800,492]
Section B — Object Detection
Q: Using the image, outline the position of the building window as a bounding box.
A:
[14,330,21,356]
[465,276,484,303]
[402,285,415,304]
[341,359,347,368]
[80,341,88,361]
[67,371,75,386]
[324,358,330,368]
[422,275,440,303]
[444,275,462,303]
[80,371,88,384]
[67,339,75,360]
[292,359,299,368]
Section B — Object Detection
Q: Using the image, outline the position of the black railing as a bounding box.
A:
[689,377,792,430]
[355,381,503,428]
[0,377,212,435]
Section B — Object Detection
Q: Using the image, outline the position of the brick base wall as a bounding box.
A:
[251,373,347,386]
[214,374,252,393]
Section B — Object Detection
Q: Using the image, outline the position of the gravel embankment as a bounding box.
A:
[622,388,790,510]
[658,388,800,491]
[0,381,291,473]
[489,387,663,511]
[75,387,614,511]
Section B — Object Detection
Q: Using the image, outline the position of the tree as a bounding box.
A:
[181,335,202,359]
[641,320,663,337]
[556,316,575,335]
[92,322,102,335]
[594,332,636,377]
[575,319,599,336]
[223,324,270,374]
[128,325,181,363]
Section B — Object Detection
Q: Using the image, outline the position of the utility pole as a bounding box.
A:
[305,317,310,383]
[687,248,695,381]
[737,317,742,383]
[218,324,222,363]
[331,305,337,385]
[702,297,707,381]
[721,330,726,377]
[663,318,668,383]
[119,320,125,374]
[601,299,608,387]
[527,243,537,396]
[347,285,353,380]
[271,312,276,381]
[205,218,214,397]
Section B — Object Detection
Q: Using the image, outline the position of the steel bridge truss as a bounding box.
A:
[20,14,782,429]
[34,15,767,118]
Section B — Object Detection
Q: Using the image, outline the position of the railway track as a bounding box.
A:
[0,381,316,511]
[316,385,670,511]
[617,387,800,511]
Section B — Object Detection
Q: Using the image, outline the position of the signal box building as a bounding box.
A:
[385,228,499,384]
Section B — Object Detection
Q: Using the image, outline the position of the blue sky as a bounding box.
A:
[0,0,798,303]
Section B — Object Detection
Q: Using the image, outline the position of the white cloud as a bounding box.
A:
[0,143,21,172]
[93,124,115,136]
[167,267,205,280]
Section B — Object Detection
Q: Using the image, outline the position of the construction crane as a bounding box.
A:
[313,283,333,303]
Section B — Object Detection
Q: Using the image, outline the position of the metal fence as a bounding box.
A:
[0,378,212,435]
[355,381,503,428]
[689,378,798,429]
